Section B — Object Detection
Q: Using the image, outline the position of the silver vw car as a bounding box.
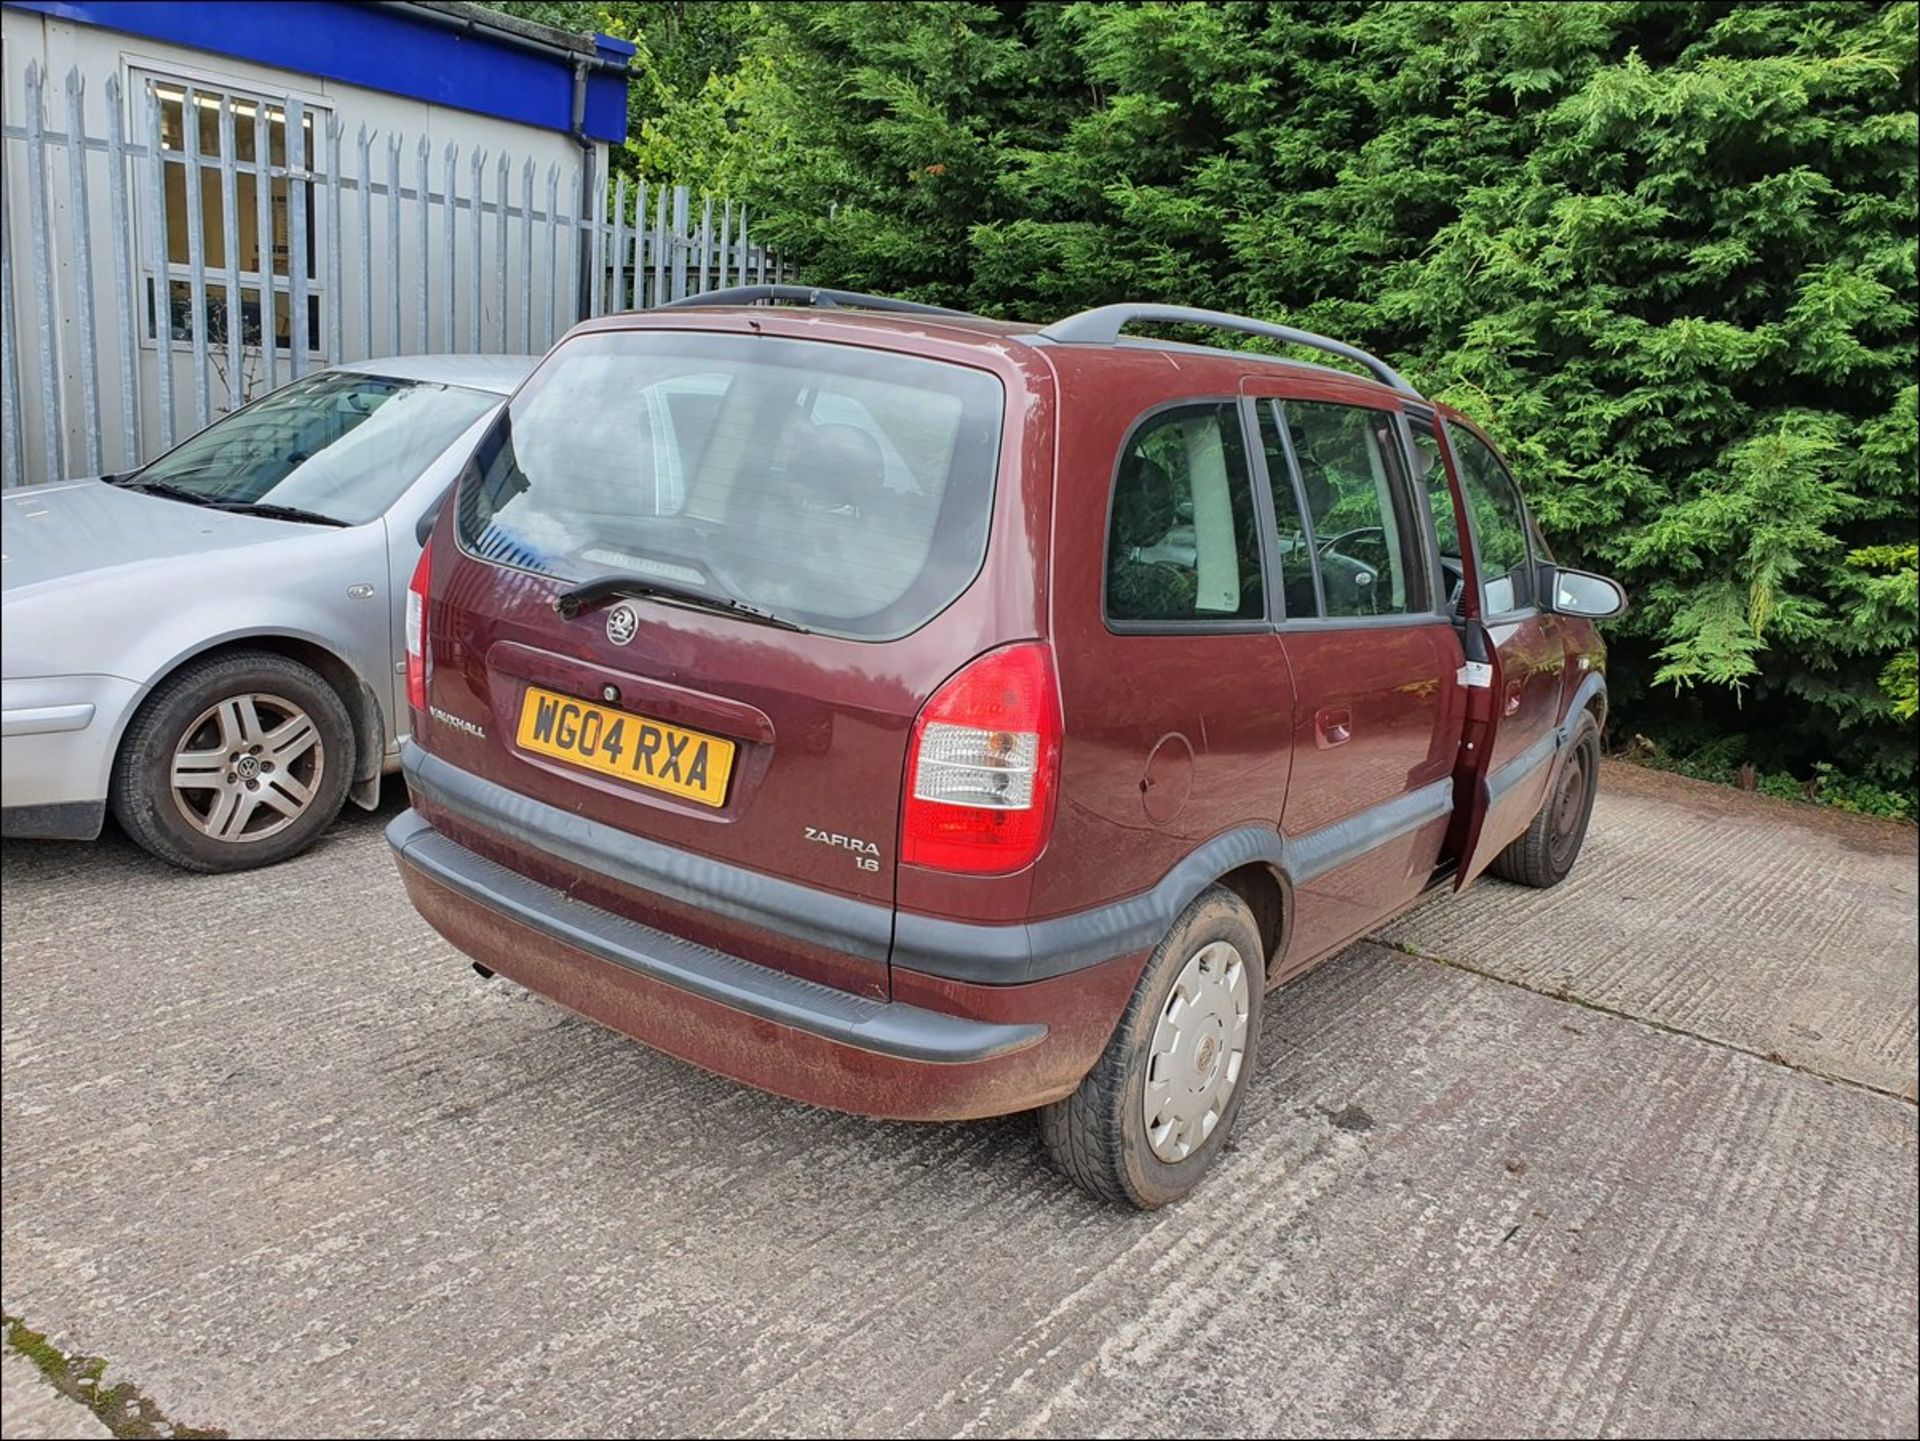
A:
[2,355,535,871]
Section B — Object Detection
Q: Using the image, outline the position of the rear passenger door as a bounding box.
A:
[1047,399,1298,921]
[1244,389,1465,969]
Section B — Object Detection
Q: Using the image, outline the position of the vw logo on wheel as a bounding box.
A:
[605,602,640,646]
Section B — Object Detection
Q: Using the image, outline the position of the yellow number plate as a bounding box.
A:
[515,686,736,807]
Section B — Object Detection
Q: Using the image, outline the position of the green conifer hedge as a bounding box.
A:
[498,1,1919,814]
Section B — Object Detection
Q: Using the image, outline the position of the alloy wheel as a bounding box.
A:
[168,691,326,843]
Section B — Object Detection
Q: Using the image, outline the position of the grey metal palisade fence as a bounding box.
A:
[0,61,792,488]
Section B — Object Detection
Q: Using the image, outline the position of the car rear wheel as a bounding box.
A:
[111,651,355,873]
[1490,714,1601,888]
[1039,886,1264,1208]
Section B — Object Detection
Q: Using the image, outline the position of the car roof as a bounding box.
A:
[608,303,1409,402]
[325,353,539,395]
[616,304,1043,343]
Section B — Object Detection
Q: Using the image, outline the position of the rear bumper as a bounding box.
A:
[390,810,1142,1120]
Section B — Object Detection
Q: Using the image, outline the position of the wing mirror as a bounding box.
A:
[1542,565,1627,620]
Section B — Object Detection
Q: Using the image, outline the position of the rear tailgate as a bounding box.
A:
[410,318,1042,1000]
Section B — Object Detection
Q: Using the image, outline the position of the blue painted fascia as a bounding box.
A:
[3,1,635,141]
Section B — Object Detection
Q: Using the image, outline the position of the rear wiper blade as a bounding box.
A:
[203,499,350,527]
[553,573,810,633]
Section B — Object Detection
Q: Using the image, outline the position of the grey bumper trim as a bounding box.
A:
[402,740,1171,987]
[401,744,1465,989]
[401,742,895,965]
[389,810,1046,1065]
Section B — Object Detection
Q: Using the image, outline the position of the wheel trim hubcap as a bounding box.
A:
[169,691,325,844]
[1144,939,1251,1163]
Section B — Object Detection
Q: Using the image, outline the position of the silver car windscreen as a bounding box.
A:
[133,371,501,524]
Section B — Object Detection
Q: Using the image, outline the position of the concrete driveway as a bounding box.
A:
[2,763,1915,1438]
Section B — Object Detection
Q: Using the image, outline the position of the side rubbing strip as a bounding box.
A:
[1289,778,1455,883]
[1486,729,1558,805]
[894,824,1292,986]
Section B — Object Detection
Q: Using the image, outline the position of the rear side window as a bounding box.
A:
[1266,400,1422,618]
[1446,422,1535,614]
[1106,403,1265,625]
[454,332,1005,640]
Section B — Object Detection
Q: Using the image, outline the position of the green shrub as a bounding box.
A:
[491,1,1920,814]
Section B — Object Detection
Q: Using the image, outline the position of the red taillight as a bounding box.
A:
[405,542,432,713]
[902,642,1062,875]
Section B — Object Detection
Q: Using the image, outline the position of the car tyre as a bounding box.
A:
[1040,886,1264,1209]
[111,651,355,873]
[1489,713,1601,888]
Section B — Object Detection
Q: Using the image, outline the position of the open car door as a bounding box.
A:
[1420,414,1571,890]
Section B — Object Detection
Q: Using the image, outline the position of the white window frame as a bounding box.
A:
[128,63,330,358]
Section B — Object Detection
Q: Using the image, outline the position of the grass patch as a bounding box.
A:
[3,1313,226,1440]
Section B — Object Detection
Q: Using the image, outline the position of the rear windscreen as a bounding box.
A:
[454,330,1006,639]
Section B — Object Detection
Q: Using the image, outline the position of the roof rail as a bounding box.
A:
[1038,303,1418,397]
[655,284,977,319]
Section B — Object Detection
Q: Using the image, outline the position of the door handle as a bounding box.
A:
[1504,680,1522,716]
[1315,706,1353,748]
